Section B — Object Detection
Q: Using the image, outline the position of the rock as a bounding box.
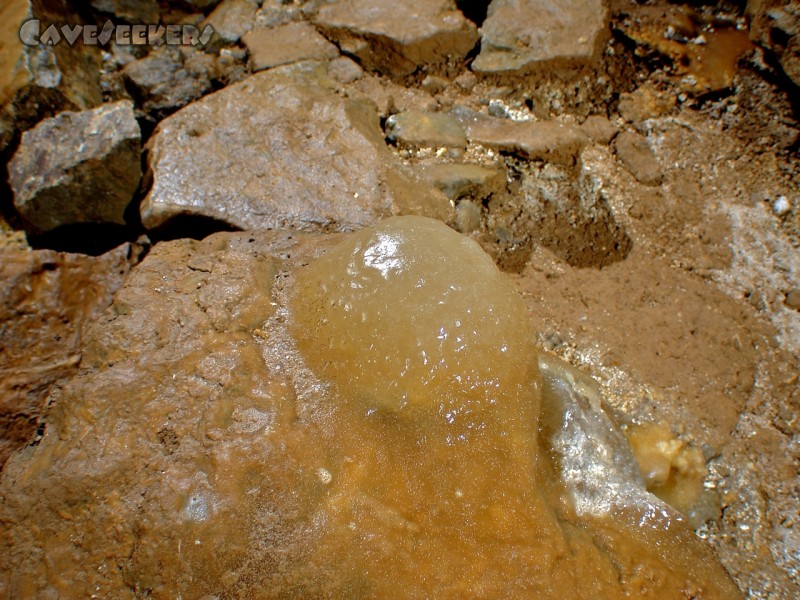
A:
[183,0,222,8]
[202,0,259,47]
[581,115,617,145]
[243,22,339,72]
[122,47,215,121]
[9,101,142,233]
[314,0,478,76]
[472,0,609,73]
[348,75,439,117]
[327,56,364,83]
[747,0,800,88]
[455,199,482,233]
[416,163,505,201]
[452,106,589,164]
[90,0,159,22]
[0,242,137,468]
[618,85,676,123]
[785,289,800,310]
[141,63,451,232]
[614,130,663,186]
[385,111,467,149]
[0,0,103,156]
[421,75,449,94]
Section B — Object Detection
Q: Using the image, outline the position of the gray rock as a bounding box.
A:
[386,111,467,149]
[202,0,259,46]
[314,0,478,76]
[452,106,589,164]
[243,22,339,72]
[0,0,103,155]
[141,63,451,232]
[122,47,215,120]
[9,101,142,233]
[581,115,617,145]
[472,0,609,73]
[614,130,663,186]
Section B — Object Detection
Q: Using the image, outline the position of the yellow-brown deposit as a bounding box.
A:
[0,217,741,598]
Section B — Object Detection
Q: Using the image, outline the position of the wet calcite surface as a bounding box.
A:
[0,217,740,598]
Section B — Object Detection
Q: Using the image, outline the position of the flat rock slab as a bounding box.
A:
[473,0,609,73]
[9,100,142,233]
[386,111,467,149]
[0,242,136,468]
[141,63,450,232]
[243,22,340,72]
[314,0,478,76]
[452,107,589,163]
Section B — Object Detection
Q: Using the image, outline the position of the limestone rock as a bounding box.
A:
[0,242,136,468]
[243,22,339,72]
[123,47,215,121]
[472,0,609,73]
[386,111,467,149]
[0,0,102,155]
[141,63,451,232]
[614,130,663,186]
[452,106,589,164]
[9,100,142,233]
[314,0,478,76]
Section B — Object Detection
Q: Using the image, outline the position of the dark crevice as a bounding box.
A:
[26,223,139,256]
[147,214,240,243]
[456,0,492,27]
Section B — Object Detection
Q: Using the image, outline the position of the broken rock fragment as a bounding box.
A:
[614,130,663,186]
[386,111,467,149]
[243,22,340,72]
[314,0,478,76]
[472,0,609,73]
[141,63,450,232]
[9,100,142,232]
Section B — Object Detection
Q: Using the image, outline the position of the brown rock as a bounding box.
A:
[9,100,142,233]
[314,0,478,76]
[614,130,663,186]
[747,0,800,88]
[416,163,505,201]
[141,63,451,232]
[386,111,467,149]
[785,289,800,310]
[327,55,364,83]
[453,106,589,164]
[243,22,339,72]
[90,0,159,22]
[581,115,617,145]
[618,85,676,123]
[472,0,609,73]
[0,242,137,468]
[202,0,259,46]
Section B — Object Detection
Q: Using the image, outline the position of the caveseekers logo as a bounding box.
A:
[19,19,215,47]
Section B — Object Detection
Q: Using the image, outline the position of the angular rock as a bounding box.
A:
[417,163,505,201]
[472,0,609,73]
[452,106,589,163]
[202,0,259,46]
[0,0,102,155]
[0,242,137,468]
[141,63,451,232]
[614,130,663,186]
[314,0,478,76]
[581,115,617,145]
[243,22,339,72]
[386,111,467,149]
[9,100,142,233]
[123,47,215,121]
[327,55,364,83]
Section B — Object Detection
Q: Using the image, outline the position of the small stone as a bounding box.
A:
[202,0,259,47]
[452,106,589,163]
[416,163,505,201]
[785,289,800,310]
[472,0,609,73]
[243,22,339,72]
[327,56,364,83]
[772,196,791,217]
[122,47,214,120]
[455,200,482,233]
[421,75,449,94]
[386,112,468,149]
[455,72,477,90]
[581,115,617,145]
[9,101,142,233]
[314,0,478,76]
[613,130,663,186]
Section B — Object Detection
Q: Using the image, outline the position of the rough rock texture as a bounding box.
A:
[416,163,505,201]
[581,115,617,144]
[613,130,663,186]
[122,47,215,121]
[141,63,450,232]
[243,22,340,72]
[747,0,800,87]
[0,0,102,155]
[9,100,142,233]
[314,0,478,76]
[385,111,467,149]
[90,0,159,22]
[0,242,137,468]
[202,0,259,46]
[472,0,610,73]
[453,107,589,164]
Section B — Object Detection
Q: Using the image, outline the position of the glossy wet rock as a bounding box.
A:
[141,63,450,233]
